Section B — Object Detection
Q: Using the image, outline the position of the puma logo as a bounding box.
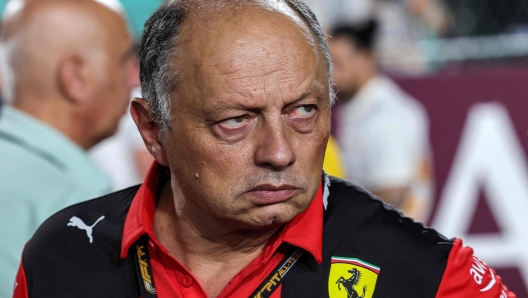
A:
[67,215,105,243]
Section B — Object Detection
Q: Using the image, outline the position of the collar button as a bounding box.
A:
[181,276,193,287]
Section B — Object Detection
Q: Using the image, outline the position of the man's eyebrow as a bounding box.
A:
[204,81,326,114]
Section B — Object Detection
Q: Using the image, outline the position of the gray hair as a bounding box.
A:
[139,0,334,130]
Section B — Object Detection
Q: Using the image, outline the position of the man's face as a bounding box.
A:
[159,9,331,230]
[329,36,364,101]
[89,16,140,143]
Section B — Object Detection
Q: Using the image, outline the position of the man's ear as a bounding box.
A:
[57,54,90,105]
[130,98,169,166]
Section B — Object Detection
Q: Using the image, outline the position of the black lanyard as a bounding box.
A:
[134,236,158,298]
[133,236,304,298]
[248,246,304,298]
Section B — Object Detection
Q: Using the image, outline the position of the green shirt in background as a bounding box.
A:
[0,105,112,298]
[0,1,162,295]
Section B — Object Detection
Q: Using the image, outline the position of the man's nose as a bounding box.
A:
[254,120,296,170]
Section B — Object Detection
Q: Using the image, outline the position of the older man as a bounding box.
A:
[0,0,139,295]
[14,1,515,297]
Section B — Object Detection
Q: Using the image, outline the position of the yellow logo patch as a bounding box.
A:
[328,257,380,298]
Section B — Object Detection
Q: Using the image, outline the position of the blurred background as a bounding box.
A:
[307,2,528,295]
[0,0,527,296]
[308,1,528,296]
[2,0,164,41]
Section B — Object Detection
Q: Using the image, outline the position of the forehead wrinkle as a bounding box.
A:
[219,71,313,106]
[214,40,305,75]
[221,70,283,96]
[277,77,324,103]
[216,52,313,93]
[204,96,266,114]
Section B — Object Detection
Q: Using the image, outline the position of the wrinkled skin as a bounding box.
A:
[140,7,331,233]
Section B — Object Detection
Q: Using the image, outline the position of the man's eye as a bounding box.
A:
[293,105,316,117]
[220,115,247,129]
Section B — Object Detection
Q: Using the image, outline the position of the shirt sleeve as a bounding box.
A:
[436,238,516,298]
[13,260,28,298]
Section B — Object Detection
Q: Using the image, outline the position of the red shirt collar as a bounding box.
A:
[121,162,323,264]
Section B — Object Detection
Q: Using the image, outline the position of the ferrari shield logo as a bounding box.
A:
[329,257,380,298]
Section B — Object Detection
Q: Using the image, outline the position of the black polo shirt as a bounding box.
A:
[14,164,516,297]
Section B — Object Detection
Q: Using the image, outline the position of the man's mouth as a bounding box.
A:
[246,184,299,205]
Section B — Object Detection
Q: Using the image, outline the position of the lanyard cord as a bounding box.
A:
[249,246,304,298]
[134,236,158,298]
[132,236,304,298]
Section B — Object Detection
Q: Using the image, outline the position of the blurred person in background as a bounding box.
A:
[86,0,153,192]
[89,87,154,191]
[374,0,450,73]
[303,0,450,74]
[0,85,3,113]
[329,19,434,222]
[303,0,373,29]
[0,0,139,295]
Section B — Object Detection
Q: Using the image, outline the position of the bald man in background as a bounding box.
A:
[0,0,140,294]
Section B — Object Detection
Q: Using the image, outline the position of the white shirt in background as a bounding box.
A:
[337,76,433,221]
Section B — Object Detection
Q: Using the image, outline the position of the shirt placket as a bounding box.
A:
[148,238,208,298]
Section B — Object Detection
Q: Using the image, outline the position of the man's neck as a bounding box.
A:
[13,97,94,150]
[153,181,280,297]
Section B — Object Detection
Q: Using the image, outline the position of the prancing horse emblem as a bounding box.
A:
[67,216,105,243]
[336,268,367,298]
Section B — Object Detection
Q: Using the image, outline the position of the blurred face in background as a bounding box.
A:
[86,16,140,144]
[0,0,140,149]
[329,35,371,101]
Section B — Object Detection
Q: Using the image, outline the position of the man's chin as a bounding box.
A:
[242,203,306,229]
